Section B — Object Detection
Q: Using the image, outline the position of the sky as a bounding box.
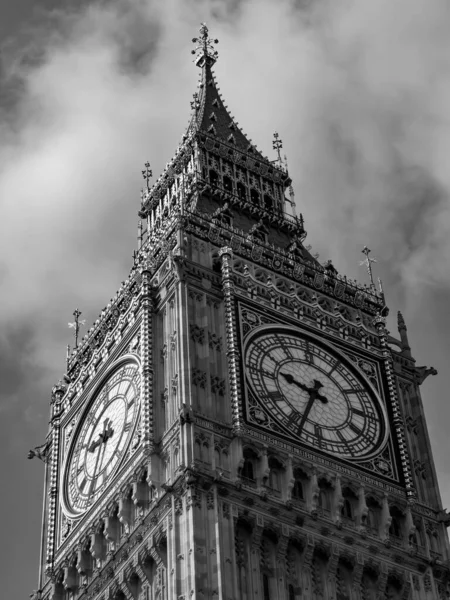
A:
[1,0,450,596]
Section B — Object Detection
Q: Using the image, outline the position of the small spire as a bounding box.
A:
[397,311,411,356]
[359,246,377,288]
[142,161,152,190]
[272,132,283,164]
[66,344,70,370]
[191,23,219,68]
[68,309,85,349]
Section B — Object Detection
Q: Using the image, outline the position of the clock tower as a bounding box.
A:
[32,23,450,600]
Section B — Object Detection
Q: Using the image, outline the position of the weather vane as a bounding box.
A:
[68,309,86,349]
[272,132,283,163]
[359,246,377,287]
[191,23,219,66]
[142,161,152,190]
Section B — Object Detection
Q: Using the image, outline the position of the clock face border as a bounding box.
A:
[60,356,141,519]
[241,322,390,462]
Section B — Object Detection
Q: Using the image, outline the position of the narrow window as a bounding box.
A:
[263,573,270,600]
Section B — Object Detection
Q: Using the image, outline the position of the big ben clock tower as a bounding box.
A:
[31,24,450,600]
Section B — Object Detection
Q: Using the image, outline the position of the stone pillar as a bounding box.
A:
[380,494,392,543]
[219,247,243,435]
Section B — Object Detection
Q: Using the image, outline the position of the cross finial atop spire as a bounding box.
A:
[142,161,152,190]
[359,245,377,288]
[68,309,86,349]
[272,132,283,164]
[191,23,219,68]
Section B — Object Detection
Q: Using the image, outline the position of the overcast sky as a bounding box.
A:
[1,0,450,596]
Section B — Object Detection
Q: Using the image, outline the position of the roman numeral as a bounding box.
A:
[352,408,376,420]
[276,336,294,359]
[348,422,364,436]
[328,360,340,376]
[336,430,354,456]
[115,448,124,458]
[127,398,135,409]
[314,424,323,448]
[267,391,285,403]
[124,422,132,432]
[343,389,365,394]
[304,343,314,365]
[79,477,87,491]
[286,411,302,428]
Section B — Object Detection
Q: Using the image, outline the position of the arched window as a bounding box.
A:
[242,448,258,482]
[223,176,233,192]
[292,468,307,501]
[268,456,283,492]
[389,507,403,539]
[317,479,332,512]
[209,169,219,187]
[341,498,353,520]
[366,497,381,534]
[264,195,273,211]
[250,188,260,204]
[212,254,221,274]
[237,182,247,200]
[214,446,221,469]
[341,487,357,521]
[263,573,270,600]
[293,479,304,501]
[222,451,229,471]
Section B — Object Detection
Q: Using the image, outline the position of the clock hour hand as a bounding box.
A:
[280,373,328,404]
[280,372,310,393]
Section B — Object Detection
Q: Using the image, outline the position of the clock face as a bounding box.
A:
[64,362,140,515]
[244,326,387,459]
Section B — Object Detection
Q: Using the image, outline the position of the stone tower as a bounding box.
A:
[32,23,450,600]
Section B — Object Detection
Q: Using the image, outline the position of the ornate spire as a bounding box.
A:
[191,23,219,68]
[272,132,283,164]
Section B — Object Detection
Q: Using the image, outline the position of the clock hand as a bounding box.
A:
[280,372,310,393]
[87,439,103,500]
[281,373,328,404]
[87,418,113,500]
[296,380,329,436]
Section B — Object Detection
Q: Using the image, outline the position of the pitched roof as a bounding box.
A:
[188,24,272,165]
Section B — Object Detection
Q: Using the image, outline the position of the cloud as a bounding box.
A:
[2,1,450,594]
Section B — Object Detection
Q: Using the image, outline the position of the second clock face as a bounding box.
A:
[64,361,140,515]
[244,327,387,459]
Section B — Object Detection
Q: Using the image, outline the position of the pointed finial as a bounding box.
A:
[397,311,411,356]
[272,132,283,163]
[138,220,144,249]
[142,161,152,190]
[359,246,377,288]
[68,309,86,349]
[191,23,219,68]
[190,92,200,113]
